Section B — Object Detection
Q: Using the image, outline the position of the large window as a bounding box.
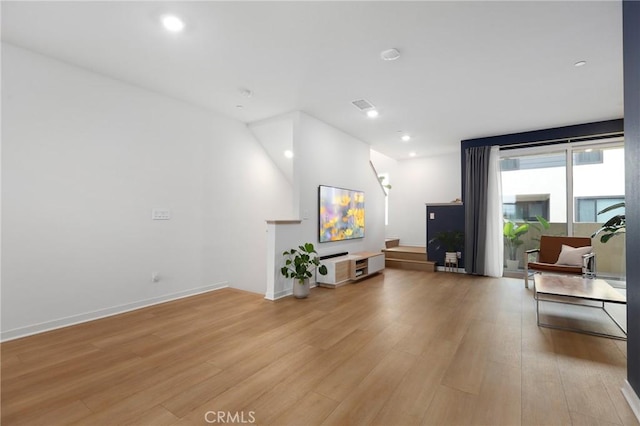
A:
[575,196,625,223]
[572,144,625,281]
[500,139,625,280]
[503,195,549,221]
[501,150,566,228]
[574,149,604,165]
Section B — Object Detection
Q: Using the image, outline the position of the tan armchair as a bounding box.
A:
[524,235,596,288]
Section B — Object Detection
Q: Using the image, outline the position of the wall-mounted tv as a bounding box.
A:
[318,185,365,243]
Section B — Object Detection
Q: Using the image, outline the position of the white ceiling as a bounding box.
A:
[1,1,624,160]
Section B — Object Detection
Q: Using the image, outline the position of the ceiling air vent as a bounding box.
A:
[351,99,375,111]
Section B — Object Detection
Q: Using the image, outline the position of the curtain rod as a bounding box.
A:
[498,131,624,151]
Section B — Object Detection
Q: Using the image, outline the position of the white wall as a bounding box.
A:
[370,149,398,185]
[386,151,461,246]
[248,113,296,188]
[200,114,293,295]
[264,112,387,299]
[1,44,291,339]
[295,112,386,257]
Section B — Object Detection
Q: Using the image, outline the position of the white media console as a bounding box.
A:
[316,251,385,288]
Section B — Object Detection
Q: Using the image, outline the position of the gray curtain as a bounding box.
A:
[465,146,491,275]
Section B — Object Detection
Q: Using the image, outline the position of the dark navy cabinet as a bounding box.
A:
[426,203,465,269]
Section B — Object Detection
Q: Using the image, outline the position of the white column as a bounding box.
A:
[265,220,302,300]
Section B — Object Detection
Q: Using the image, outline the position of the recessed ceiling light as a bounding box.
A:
[366,109,379,118]
[284,150,294,159]
[401,135,411,142]
[574,60,587,67]
[409,152,417,157]
[161,15,185,32]
[235,105,244,109]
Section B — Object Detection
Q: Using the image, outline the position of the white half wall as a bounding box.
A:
[265,220,303,300]
[1,43,291,339]
[387,151,461,246]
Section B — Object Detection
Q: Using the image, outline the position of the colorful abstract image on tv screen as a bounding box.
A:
[319,185,365,243]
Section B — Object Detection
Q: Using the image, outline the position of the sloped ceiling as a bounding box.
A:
[0,1,624,159]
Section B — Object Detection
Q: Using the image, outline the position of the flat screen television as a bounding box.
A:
[318,185,365,243]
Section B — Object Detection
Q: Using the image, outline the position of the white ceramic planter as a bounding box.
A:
[292,278,310,299]
[506,259,520,270]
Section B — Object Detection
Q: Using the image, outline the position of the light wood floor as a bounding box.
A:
[1,269,638,426]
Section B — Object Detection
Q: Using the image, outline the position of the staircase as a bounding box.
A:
[383,240,436,272]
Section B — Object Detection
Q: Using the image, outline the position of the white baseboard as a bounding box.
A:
[264,283,318,301]
[1,282,228,342]
[266,289,291,300]
[622,380,640,423]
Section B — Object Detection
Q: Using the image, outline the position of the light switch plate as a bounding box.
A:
[152,208,171,220]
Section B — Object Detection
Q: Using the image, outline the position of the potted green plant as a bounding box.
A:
[591,202,625,243]
[503,220,529,270]
[428,230,464,267]
[503,215,550,270]
[281,242,328,299]
[527,215,551,247]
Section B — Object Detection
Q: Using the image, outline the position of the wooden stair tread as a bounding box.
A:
[383,247,427,260]
[382,246,426,254]
[385,258,436,272]
[383,245,433,271]
[384,253,428,259]
[385,258,432,264]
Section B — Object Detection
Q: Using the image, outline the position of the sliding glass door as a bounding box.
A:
[572,144,625,280]
[500,138,625,281]
[501,149,567,270]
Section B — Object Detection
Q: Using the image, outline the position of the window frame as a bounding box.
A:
[499,136,624,236]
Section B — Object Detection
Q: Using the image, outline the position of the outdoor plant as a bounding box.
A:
[527,215,551,246]
[503,215,550,260]
[591,202,626,243]
[281,242,328,284]
[503,220,529,261]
